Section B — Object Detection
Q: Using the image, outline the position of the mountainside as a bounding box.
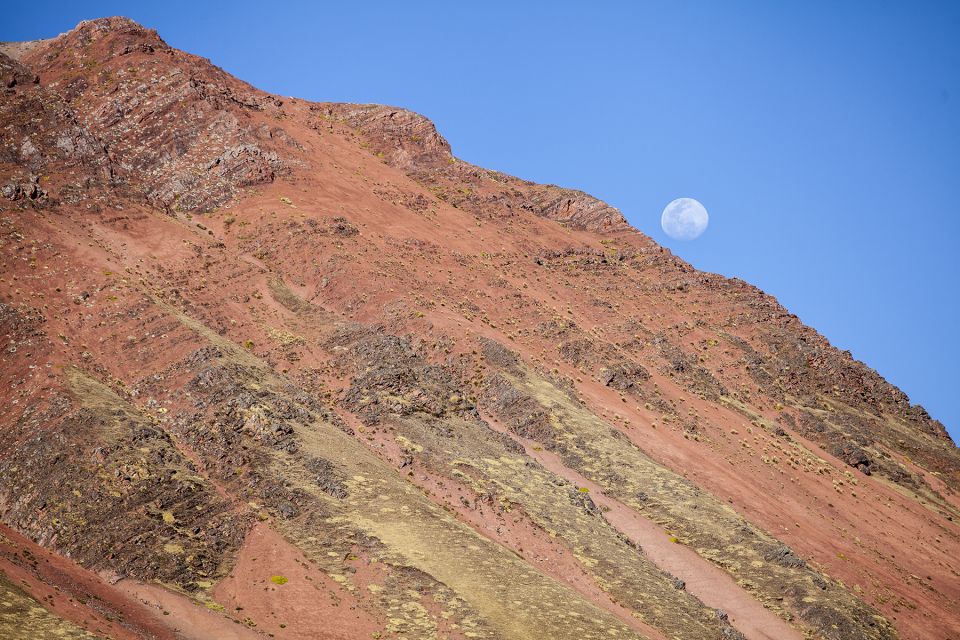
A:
[1,17,957,640]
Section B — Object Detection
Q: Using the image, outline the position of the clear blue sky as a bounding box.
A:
[5,2,958,440]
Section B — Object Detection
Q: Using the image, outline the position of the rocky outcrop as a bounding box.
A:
[4,18,292,213]
[320,104,453,170]
[1,175,46,202]
[323,102,631,232]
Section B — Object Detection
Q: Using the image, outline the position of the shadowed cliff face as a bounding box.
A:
[1,16,957,640]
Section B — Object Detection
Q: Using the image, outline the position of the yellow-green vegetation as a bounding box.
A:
[266,327,306,348]
[490,366,897,640]
[725,394,960,521]
[270,575,289,585]
[267,277,330,319]
[273,409,644,640]
[385,412,720,639]
[0,573,97,639]
[151,286,898,639]
[161,302,649,639]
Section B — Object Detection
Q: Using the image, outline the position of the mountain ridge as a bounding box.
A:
[1,16,957,640]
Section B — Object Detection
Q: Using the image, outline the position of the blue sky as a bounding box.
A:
[5,2,958,440]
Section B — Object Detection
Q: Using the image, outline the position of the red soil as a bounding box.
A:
[480,415,803,640]
[0,524,174,640]
[213,523,383,640]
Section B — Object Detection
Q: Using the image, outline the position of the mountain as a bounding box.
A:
[1,17,957,640]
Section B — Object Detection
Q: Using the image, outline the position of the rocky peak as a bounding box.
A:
[54,16,169,57]
[7,17,630,231]
[323,102,631,233]
[322,103,454,170]
[5,18,291,212]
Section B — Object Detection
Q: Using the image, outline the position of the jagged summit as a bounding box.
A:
[3,17,632,232]
[1,16,957,640]
[321,102,632,231]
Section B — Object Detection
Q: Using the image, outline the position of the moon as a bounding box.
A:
[661,198,709,240]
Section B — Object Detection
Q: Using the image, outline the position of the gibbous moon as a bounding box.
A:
[661,198,709,240]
